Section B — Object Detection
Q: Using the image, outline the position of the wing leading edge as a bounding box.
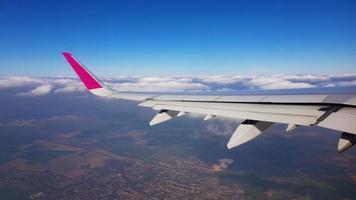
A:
[63,52,356,153]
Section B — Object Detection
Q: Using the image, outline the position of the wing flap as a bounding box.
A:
[317,107,356,134]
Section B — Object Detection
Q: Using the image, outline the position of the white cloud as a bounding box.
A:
[17,84,53,96]
[54,85,86,93]
[283,74,330,81]
[0,73,355,96]
[198,75,243,85]
[51,78,78,85]
[328,80,356,87]
[112,81,208,92]
[0,76,87,95]
[54,82,86,93]
[245,77,315,89]
[110,76,209,92]
[206,119,241,136]
[329,74,356,79]
[0,77,46,89]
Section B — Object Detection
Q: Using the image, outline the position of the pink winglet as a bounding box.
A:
[62,52,102,90]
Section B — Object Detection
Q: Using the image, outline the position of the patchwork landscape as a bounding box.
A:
[0,89,355,200]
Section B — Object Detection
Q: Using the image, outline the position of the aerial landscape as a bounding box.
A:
[0,77,355,199]
[0,0,355,200]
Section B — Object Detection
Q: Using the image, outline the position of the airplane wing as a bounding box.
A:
[62,52,356,153]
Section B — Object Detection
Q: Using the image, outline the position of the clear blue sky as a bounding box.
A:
[0,0,355,76]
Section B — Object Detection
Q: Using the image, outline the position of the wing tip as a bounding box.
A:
[62,52,103,90]
[62,52,72,57]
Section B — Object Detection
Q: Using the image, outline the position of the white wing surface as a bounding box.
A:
[63,52,356,153]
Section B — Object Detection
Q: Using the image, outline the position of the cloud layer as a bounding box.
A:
[0,74,355,96]
[17,84,53,96]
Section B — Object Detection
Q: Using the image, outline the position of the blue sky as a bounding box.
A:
[0,0,355,76]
